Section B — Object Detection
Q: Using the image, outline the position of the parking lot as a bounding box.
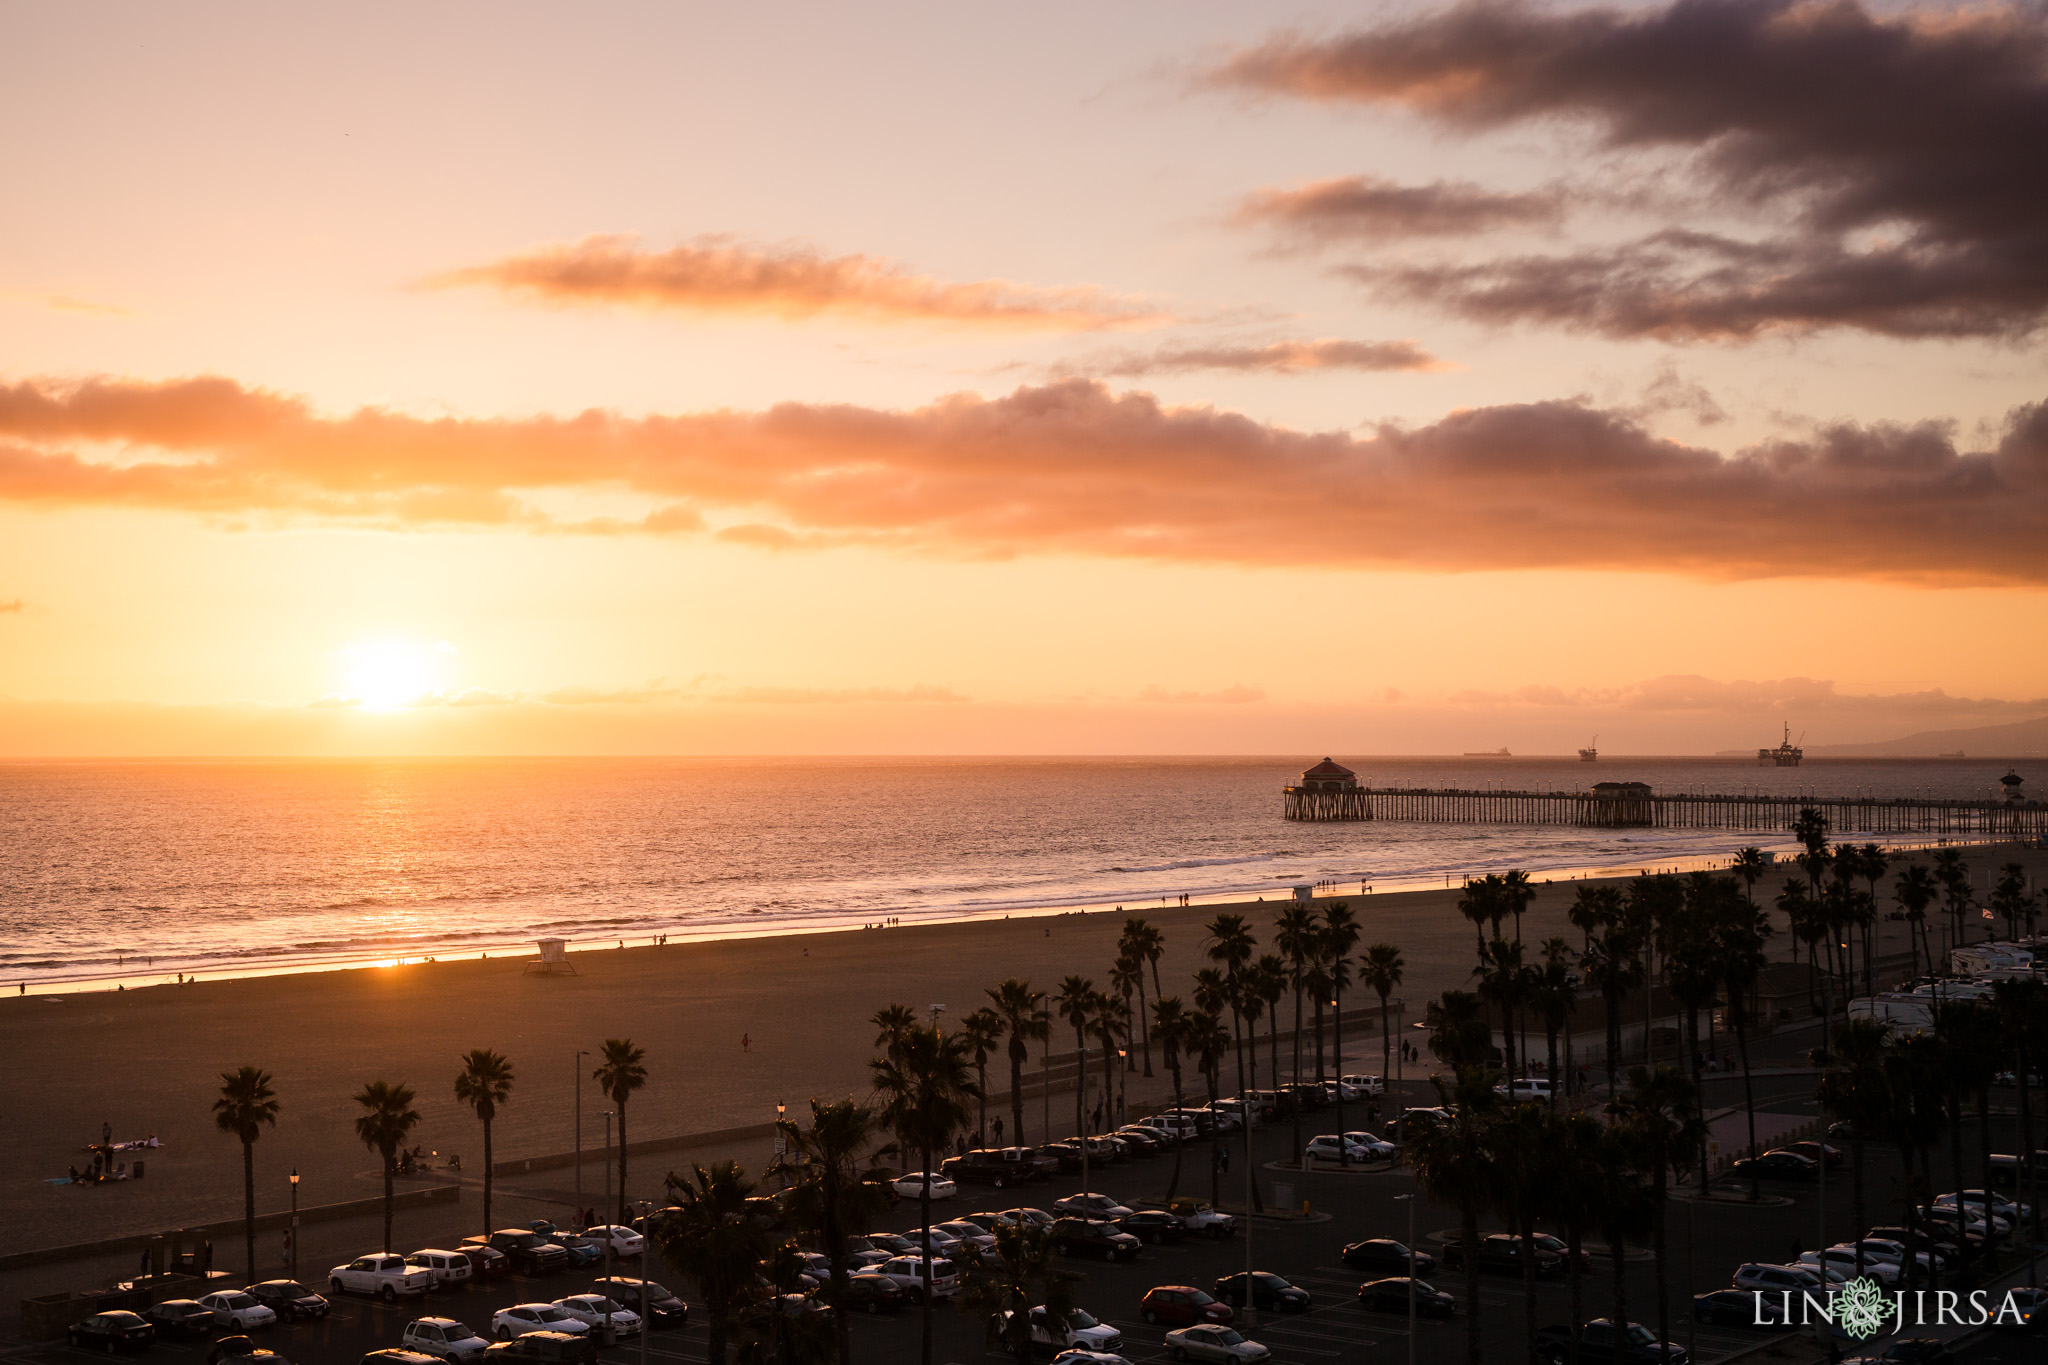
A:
[9,1079,1952,1365]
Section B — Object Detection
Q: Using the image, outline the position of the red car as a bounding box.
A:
[1139,1286,1235,1327]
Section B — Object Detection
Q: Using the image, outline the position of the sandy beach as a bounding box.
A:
[8,843,2044,1269]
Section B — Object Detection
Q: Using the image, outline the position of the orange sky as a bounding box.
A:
[3,2,2045,755]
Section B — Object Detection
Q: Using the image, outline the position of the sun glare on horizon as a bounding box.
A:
[339,639,453,711]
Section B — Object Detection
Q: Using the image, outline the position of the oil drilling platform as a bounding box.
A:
[1759,723,1804,767]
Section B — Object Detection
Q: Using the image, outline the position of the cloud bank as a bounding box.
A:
[1218,0,2048,339]
[1238,176,1565,242]
[433,233,1164,331]
[1083,336,1443,376]
[5,373,2048,582]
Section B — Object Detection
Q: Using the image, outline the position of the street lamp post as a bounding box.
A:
[289,1170,299,1280]
[1395,1192,1416,1365]
[575,1049,590,1229]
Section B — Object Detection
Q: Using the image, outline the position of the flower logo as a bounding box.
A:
[1836,1277,1891,1340]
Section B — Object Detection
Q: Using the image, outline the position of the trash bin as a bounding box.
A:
[133,1160,145,1180]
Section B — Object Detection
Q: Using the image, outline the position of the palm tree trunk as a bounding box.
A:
[976,1061,988,1145]
[824,1166,852,1365]
[1566,1221,1584,1365]
[482,1117,495,1233]
[1267,1005,1282,1107]
[1651,1154,1670,1356]
[1734,1005,1760,1201]
[1073,1036,1087,1139]
[1332,982,1347,1156]
[1976,1089,1997,1260]
[1294,978,1307,1088]
[1312,997,1327,1081]
[1546,1024,1560,1113]
[1851,1133,1868,1279]
[1608,1224,1629,1338]
[1009,1044,1026,1148]
[382,1153,395,1252]
[1166,1062,1184,1200]
[1603,989,1621,1096]
[242,1140,256,1280]
[1136,978,1153,1077]
[616,1101,628,1222]
[1379,993,1392,1089]
[1519,1211,1539,1365]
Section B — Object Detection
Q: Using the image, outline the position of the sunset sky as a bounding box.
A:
[4,1,2045,756]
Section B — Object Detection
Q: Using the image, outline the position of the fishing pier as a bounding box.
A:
[1282,759,2048,836]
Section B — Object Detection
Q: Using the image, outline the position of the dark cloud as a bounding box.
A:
[4,372,2048,583]
[1237,175,1565,241]
[1087,336,1443,376]
[1217,1,2048,339]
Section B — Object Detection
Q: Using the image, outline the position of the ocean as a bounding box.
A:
[0,755,2028,988]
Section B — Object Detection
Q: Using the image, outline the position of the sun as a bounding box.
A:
[341,639,448,711]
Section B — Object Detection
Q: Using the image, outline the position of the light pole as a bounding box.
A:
[775,1103,786,1161]
[1117,1048,1127,1126]
[575,1049,590,1229]
[602,1111,616,1348]
[1395,1192,1416,1365]
[289,1170,299,1280]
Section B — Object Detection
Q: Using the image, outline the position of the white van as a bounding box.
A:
[1493,1077,1553,1101]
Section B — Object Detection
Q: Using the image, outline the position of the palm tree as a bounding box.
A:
[961,1222,1075,1365]
[1202,913,1256,1097]
[1818,1017,1892,1280]
[1546,1110,1613,1363]
[1087,989,1127,1126]
[212,1066,280,1280]
[1150,995,1191,1198]
[1608,1067,1704,1356]
[1731,847,1768,914]
[960,1008,1003,1145]
[1474,937,1527,1082]
[1486,1100,1551,1362]
[652,1160,768,1364]
[1108,953,1143,1080]
[592,1039,647,1221]
[1117,918,1164,1077]
[1457,876,1499,954]
[1184,1009,1232,1206]
[1992,862,2035,941]
[352,1079,421,1252]
[1568,884,1620,955]
[1933,849,1973,952]
[1055,976,1096,1138]
[1715,898,1772,1197]
[1408,1070,1499,1365]
[1247,955,1287,1092]
[1274,906,1321,1085]
[1894,864,1938,980]
[1881,1031,1947,1292]
[769,1098,887,1365]
[1993,978,2048,1248]
[1237,981,1265,1090]
[454,1049,514,1234]
[1426,989,1494,1074]
[870,1022,980,1365]
[986,979,1045,1146]
[872,1003,919,1057]
[1501,869,1536,943]
[1532,939,1578,1109]
[1584,926,1643,1096]
[1856,844,1891,989]
[1360,942,1405,1091]
[1778,880,1824,1011]
[1939,1001,2004,1251]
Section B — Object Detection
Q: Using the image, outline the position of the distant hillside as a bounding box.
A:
[1808,714,2048,757]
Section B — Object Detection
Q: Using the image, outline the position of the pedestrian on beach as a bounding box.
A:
[139,1248,150,1275]
[992,1116,1004,1145]
[741,1032,751,1052]
[103,1120,113,1146]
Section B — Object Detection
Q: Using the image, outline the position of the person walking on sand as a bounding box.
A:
[741,1033,751,1052]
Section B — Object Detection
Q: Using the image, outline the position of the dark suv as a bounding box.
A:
[1443,1232,1562,1276]
[589,1278,687,1329]
[482,1333,595,1365]
[247,1282,330,1321]
[1048,1218,1141,1263]
[481,1230,569,1275]
[939,1147,1055,1188]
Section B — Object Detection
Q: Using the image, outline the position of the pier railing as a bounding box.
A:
[1282,785,2048,835]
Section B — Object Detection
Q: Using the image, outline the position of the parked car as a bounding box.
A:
[1731,1263,1823,1294]
[1048,1218,1141,1262]
[842,1274,908,1314]
[1338,1130,1401,1162]
[1303,1134,1377,1165]
[1342,1238,1437,1277]
[489,1305,590,1341]
[1783,1141,1844,1170]
[1162,1324,1270,1362]
[1727,1150,1819,1181]
[1992,1286,2046,1331]
[1139,1285,1234,1327]
[1119,1210,1187,1244]
[1494,1078,1555,1101]
[1800,1249,1901,1286]
[1839,1341,1949,1364]
[992,1306,1124,1355]
[1357,1277,1455,1318]
[1107,1129,1160,1157]
[331,1254,435,1301]
[142,1300,218,1340]
[1165,1198,1236,1239]
[1053,1192,1134,1220]
[1341,1073,1387,1095]
[247,1281,331,1321]
[1212,1271,1310,1312]
[480,1332,596,1365]
[481,1230,570,1275]
[69,1311,155,1352]
[1442,1232,1562,1276]
[578,1226,647,1258]
[589,1278,687,1329]
[405,1251,475,1288]
[870,1254,959,1302]
[1692,1289,1792,1327]
[550,1296,639,1337]
[1842,1238,1943,1275]
[199,1292,278,1332]
[1528,1234,1593,1270]
[892,1171,958,1200]
[941,1147,1056,1186]
[1535,1318,1688,1364]
[1936,1190,2030,1224]
[546,1239,603,1269]
[839,1236,897,1269]
[897,1226,961,1258]
[934,1219,996,1253]
[457,1245,511,1279]
[1866,1226,1961,1264]
[1049,1353,1133,1365]
[363,1352,439,1365]
[401,1319,491,1362]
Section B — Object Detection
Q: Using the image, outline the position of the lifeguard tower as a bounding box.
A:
[525,938,578,976]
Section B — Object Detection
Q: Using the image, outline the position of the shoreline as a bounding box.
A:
[20,831,2023,998]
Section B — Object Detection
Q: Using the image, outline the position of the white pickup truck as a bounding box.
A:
[329,1253,435,1301]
